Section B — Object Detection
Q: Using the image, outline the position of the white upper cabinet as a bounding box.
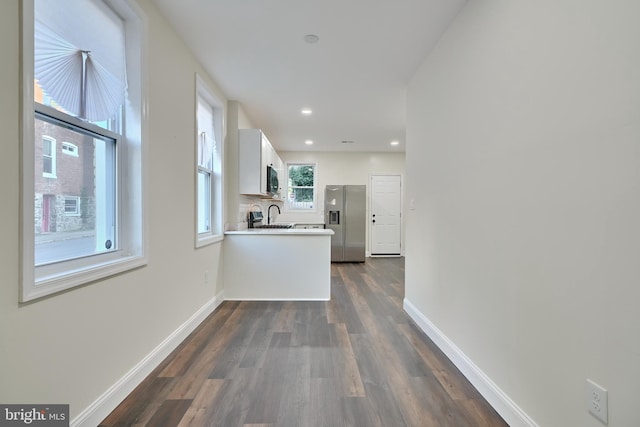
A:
[238,129,283,197]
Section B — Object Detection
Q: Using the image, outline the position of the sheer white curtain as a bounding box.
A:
[34,0,126,122]
[197,99,216,168]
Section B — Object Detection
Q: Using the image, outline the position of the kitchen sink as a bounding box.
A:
[254,223,294,229]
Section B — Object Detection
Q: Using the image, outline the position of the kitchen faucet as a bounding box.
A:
[267,204,281,224]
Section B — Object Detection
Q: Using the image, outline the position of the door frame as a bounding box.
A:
[368,173,403,257]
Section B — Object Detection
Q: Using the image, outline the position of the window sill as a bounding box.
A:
[284,208,319,213]
[23,254,147,303]
[196,233,224,248]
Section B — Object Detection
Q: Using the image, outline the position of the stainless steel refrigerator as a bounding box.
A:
[325,185,366,262]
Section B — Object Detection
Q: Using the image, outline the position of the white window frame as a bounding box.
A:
[61,142,79,157]
[20,0,148,303]
[197,164,212,232]
[285,162,318,211]
[195,74,225,248]
[63,196,80,215]
[42,136,56,178]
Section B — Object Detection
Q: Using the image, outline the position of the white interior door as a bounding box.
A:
[370,175,402,255]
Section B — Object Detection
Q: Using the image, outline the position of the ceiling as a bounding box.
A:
[152,0,467,152]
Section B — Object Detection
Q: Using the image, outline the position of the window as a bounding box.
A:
[34,111,118,266]
[21,0,147,302]
[286,163,317,210]
[42,136,56,177]
[64,196,80,215]
[195,75,224,247]
[61,142,79,156]
[197,101,214,235]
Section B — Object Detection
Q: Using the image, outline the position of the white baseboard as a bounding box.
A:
[403,298,538,427]
[71,291,225,427]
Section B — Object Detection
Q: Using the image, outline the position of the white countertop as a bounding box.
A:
[225,228,333,236]
[224,226,332,300]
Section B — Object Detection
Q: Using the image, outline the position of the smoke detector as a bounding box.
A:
[304,34,319,44]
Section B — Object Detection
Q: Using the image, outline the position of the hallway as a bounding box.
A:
[100,258,507,426]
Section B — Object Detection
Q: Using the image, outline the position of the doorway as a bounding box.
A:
[370,174,402,256]
[42,194,55,232]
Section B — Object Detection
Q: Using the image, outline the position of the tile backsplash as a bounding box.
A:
[236,195,284,230]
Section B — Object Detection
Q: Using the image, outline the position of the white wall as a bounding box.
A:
[226,101,258,229]
[0,0,228,422]
[405,1,640,426]
[278,151,405,253]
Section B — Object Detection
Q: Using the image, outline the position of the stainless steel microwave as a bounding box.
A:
[266,165,279,195]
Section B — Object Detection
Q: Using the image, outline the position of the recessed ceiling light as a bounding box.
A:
[301,108,312,115]
[305,140,314,145]
[304,34,319,44]
[390,140,400,146]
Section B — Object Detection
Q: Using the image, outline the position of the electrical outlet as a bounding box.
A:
[586,379,608,424]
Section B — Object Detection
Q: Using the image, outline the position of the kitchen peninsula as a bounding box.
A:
[223,228,334,300]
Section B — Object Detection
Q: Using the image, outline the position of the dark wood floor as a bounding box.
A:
[100,258,508,427]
